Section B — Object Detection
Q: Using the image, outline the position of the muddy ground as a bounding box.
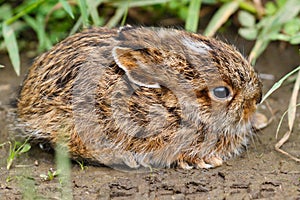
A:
[0,35,299,200]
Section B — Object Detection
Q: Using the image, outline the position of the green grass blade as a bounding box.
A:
[287,70,300,131]
[106,5,127,28]
[36,15,52,50]
[261,66,300,103]
[23,15,52,51]
[69,16,83,35]
[120,1,129,26]
[109,0,173,7]
[2,23,20,76]
[203,1,239,37]
[185,0,202,32]
[59,0,75,19]
[21,175,37,200]
[290,33,300,45]
[275,103,300,138]
[78,0,89,27]
[19,143,31,154]
[5,0,45,25]
[86,0,104,26]
[7,142,14,170]
[238,1,256,14]
[55,128,72,200]
[274,0,300,25]
[55,143,72,199]
[248,38,270,65]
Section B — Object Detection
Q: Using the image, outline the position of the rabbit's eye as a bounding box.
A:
[212,86,230,99]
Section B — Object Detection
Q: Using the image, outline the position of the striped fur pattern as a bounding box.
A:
[17,26,262,169]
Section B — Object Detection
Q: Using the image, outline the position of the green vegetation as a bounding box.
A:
[40,168,60,181]
[76,160,88,170]
[261,66,300,103]
[237,0,300,64]
[6,139,31,170]
[0,0,299,75]
[54,137,73,199]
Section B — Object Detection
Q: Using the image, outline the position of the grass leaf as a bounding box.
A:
[238,10,255,27]
[0,4,13,21]
[203,1,239,37]
[78,0,89,27]
[275,104,300,139]
[110,0,173,7]
[275,102,300,162]
[106,5,127,28]
[287,70,300,131]
[55,130,72,199]
[23,15,52,51]
[275,0,300,25]
[238,27,257,40]
[5,0,45,25]
[2,23,20,76]
[59,0,75,19]
[261,66,300,103]
[86,0,104,26]
[248,36,270,64]
[283,18,300,35]
[69,16,83,35]
[19,143,31,154]
[185,0,202,32]
[290,33,300,45]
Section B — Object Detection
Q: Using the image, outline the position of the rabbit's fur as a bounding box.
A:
[18,26,262,169]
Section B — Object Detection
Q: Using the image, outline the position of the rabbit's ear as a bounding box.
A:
[112,46,161,88]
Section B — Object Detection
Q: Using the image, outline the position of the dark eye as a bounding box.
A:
[212,86,231,99]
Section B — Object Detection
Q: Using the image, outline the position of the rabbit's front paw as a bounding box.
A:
[197,156,223,169]
[178,155,223,169]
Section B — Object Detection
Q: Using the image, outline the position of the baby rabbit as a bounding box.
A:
[17,26,262,170]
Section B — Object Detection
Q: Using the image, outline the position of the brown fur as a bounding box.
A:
[17,26,262,169]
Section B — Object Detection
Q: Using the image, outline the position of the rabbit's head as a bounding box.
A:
[111,27,262,139]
